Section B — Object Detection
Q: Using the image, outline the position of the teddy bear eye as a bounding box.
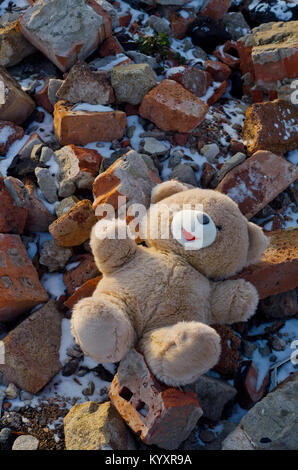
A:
[197,214,210,225]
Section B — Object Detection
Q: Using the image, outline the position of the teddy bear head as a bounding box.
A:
[144,181,269,280]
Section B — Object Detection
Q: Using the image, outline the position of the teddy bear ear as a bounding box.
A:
[246,222,269,265]
[151,180,190,204]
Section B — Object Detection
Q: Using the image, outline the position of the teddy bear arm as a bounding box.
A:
[71,294,136,363]
[209,279,259,325]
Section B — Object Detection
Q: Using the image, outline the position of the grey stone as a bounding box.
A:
[212,152,246,187]
[171,164,197,187]
[5,383,19,400]
[0,427,11,445]
[191,47,209,61]
[258,344,271,357]
[54,145,97,194]
[64,401,136,450]
[55,196,79,218]
[12,435,39,450]
[168,153,182,169]
[147,15,171,35]
[111,63,158,105]
[186,375,237,421]
[39,240,72,272]
[40,146,55,164]
[242,340,257,359]
[223,373,298,450]
[201,143,220,163]
[199,429,216,443]
[221,12,250,41]
[35,167,58,203]
[48,78,63,107]
[20,391,34,403]
[126,51,159,70]
[222,427,254,450]
[142,137,169,157]
[270,336,286,352]
[56,63,114,105]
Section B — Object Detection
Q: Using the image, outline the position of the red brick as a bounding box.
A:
[64,275,102,309]
[49,199,97,247]
[119,12,132,27]
[109,349,202,449]
[237,21,298,86]
[216,151,298,219]
[139,79,209,133]
[205,60,231,82]
[235,361,270,409]
[234,229,298,300]
[54,100,126,146]
[207,80,229,105]
[0,300,62,393]
[200,0,232,20]
[0,177,28,234]
[213,325,241,377]
[63,254,100,295]
[169,12,194,40]
[99,36,123,57]
[213,40,240,68]
[200,162,216,188]
[34,79,53,113]
[0,234,48,321]
[243,100,298,155]
[167,66,211,97]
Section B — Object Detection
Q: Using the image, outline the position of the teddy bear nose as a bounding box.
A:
[197,213,210,225]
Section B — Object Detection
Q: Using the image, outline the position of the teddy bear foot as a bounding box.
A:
[140,321,221,386]
[71,295,136,363]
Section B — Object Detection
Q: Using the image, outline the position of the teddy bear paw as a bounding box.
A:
[229,280,259,323]
[71,296,135,363]
[140,321,221,386]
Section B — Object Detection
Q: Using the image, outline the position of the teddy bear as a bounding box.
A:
[71,181,269,386]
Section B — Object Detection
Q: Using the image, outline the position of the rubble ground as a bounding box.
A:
[0,0,297,451]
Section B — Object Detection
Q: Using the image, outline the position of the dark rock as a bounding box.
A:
[247,0,298,24]
[258,289,297,320]
[190,17,231,54]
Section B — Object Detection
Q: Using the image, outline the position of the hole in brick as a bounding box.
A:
[136,400,149,417]
[119,386,133,401]
[1,275,12,288]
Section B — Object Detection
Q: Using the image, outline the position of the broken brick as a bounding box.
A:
[234,229,298,300]
[200,0,232,20]
[0,300,62,393]
[63,254,100,295]
[139,79,209,133]
[0,234,48,321]
[0,176,28,234]
[54,100,126,145]
[216,151,298,219]
[64,276,102,309]
[243,100,298,155]
[213,325,242,377]
[109,349,202,449]
[49,199,97,247]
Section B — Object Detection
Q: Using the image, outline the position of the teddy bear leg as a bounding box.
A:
[71,295,136,363]
[210,279,259,325]
[139,322,221,386]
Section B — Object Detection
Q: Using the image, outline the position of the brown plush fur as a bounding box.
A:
[71,182,269,386]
